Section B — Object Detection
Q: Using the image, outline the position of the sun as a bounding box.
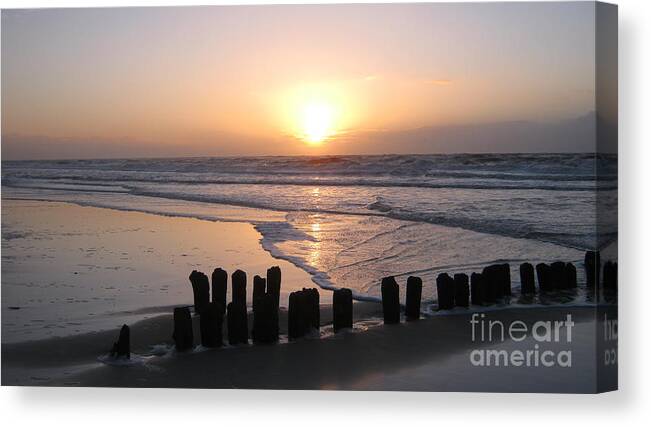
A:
[299,101,336,145]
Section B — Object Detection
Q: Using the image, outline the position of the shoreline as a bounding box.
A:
[0,199,315,344]
[1,198,616,392]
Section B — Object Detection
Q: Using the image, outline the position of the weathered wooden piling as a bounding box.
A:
[267,266,282,309]
[585,251,601,287]
[303,287,320,331]
[200,302,224,348]
[231,269,247,308]
[453,273,470,307]
[333,288,353,332]
[227,302,248,345]
[173,307,193,351]
[189,270,210,315]
[481,265,499,302]
[470,272,485,305]
[535,263,551,292]
[111,324,130,358]
[550,261,567,290]
[252,275,266,313]
[565,263,577,288]
[405,276,422,321]
[519,263,536,294]
[211,268,228,311]
[603,261,618,290]
[252,293,278,344]
[288,289,320,339]
[500,263,512,296]
[288,290,307,339]
[436,273,455,310]
[381,276,400,324]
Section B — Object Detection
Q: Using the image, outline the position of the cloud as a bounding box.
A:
[430,79,452,86]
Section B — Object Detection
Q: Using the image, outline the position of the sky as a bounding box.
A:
[1,2,608,159]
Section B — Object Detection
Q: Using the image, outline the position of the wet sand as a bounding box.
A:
[2,199,613,392]
[1,199,314,343]
[2,306,603,392]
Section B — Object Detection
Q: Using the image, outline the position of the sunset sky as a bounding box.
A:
[1,3,604,159]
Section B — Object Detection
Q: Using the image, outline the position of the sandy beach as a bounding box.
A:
[2,304,607,392]
[1,199,315,343]
[1,198,615,392]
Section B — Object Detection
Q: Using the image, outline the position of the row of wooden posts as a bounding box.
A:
[110,251,617,357]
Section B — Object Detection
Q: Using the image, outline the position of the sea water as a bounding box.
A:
[2,154,618,308]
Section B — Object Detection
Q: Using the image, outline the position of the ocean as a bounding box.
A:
[2,153,618,308]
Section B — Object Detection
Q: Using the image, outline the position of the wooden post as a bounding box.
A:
[231,269,247,308]
[252,275,266,313]
[500,263,512,296]
[405,276,422,321]
[436,273,455,310]
[519,263,536,294]
[470,272,485,305]
[381,276,400,324]
[585,251,601,287]
[481,265,499,303]
[200,302,224,348]
[189,270,210,315]
[550,261,567,290]
[288,290,305,339]
[227,302,248,345]
[333,288,353,332]
[211,268,228,312]
[453,273,469,307]
[173,307,193,351]
[565,263,577,288]
[536,263,552,292]
[266,266,282,309]
[111,324,130,359]
[252,293,278,344]
[603,261,617,291]
[304,287,320,332]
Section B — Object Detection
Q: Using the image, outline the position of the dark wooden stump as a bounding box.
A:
[252,293,278,344]
[565,262,577,288]
[436,273,455,310]
[536,263,552,292]
[481,265,499,303]
[453,273,469,307]
[227,302,248,345]
[550,261,567,290]
[266,266,282,309]
[333,288,353,332]
[519,263,536,294]
[405,276,422,321]
[288,290,306,339]
[585,250,601,287]
[172,307,193,351]
[500,263,512,296]
[200,302,224,348]
[603,261,617,290]
[252,275,266,313]
[189,270,210,315]
[211,268,228,312]
[111,324,130,358]
[381,276,400,324]
[470,272,485,305]
[303,287,320,331]
[231,269,247,308]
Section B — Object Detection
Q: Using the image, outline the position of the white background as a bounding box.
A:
[0,0,649,425]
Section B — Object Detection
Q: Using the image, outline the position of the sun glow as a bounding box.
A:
[300,102,335,144]
[270,82,356,147]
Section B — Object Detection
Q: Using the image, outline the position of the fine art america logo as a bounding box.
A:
[469,313,574,368]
